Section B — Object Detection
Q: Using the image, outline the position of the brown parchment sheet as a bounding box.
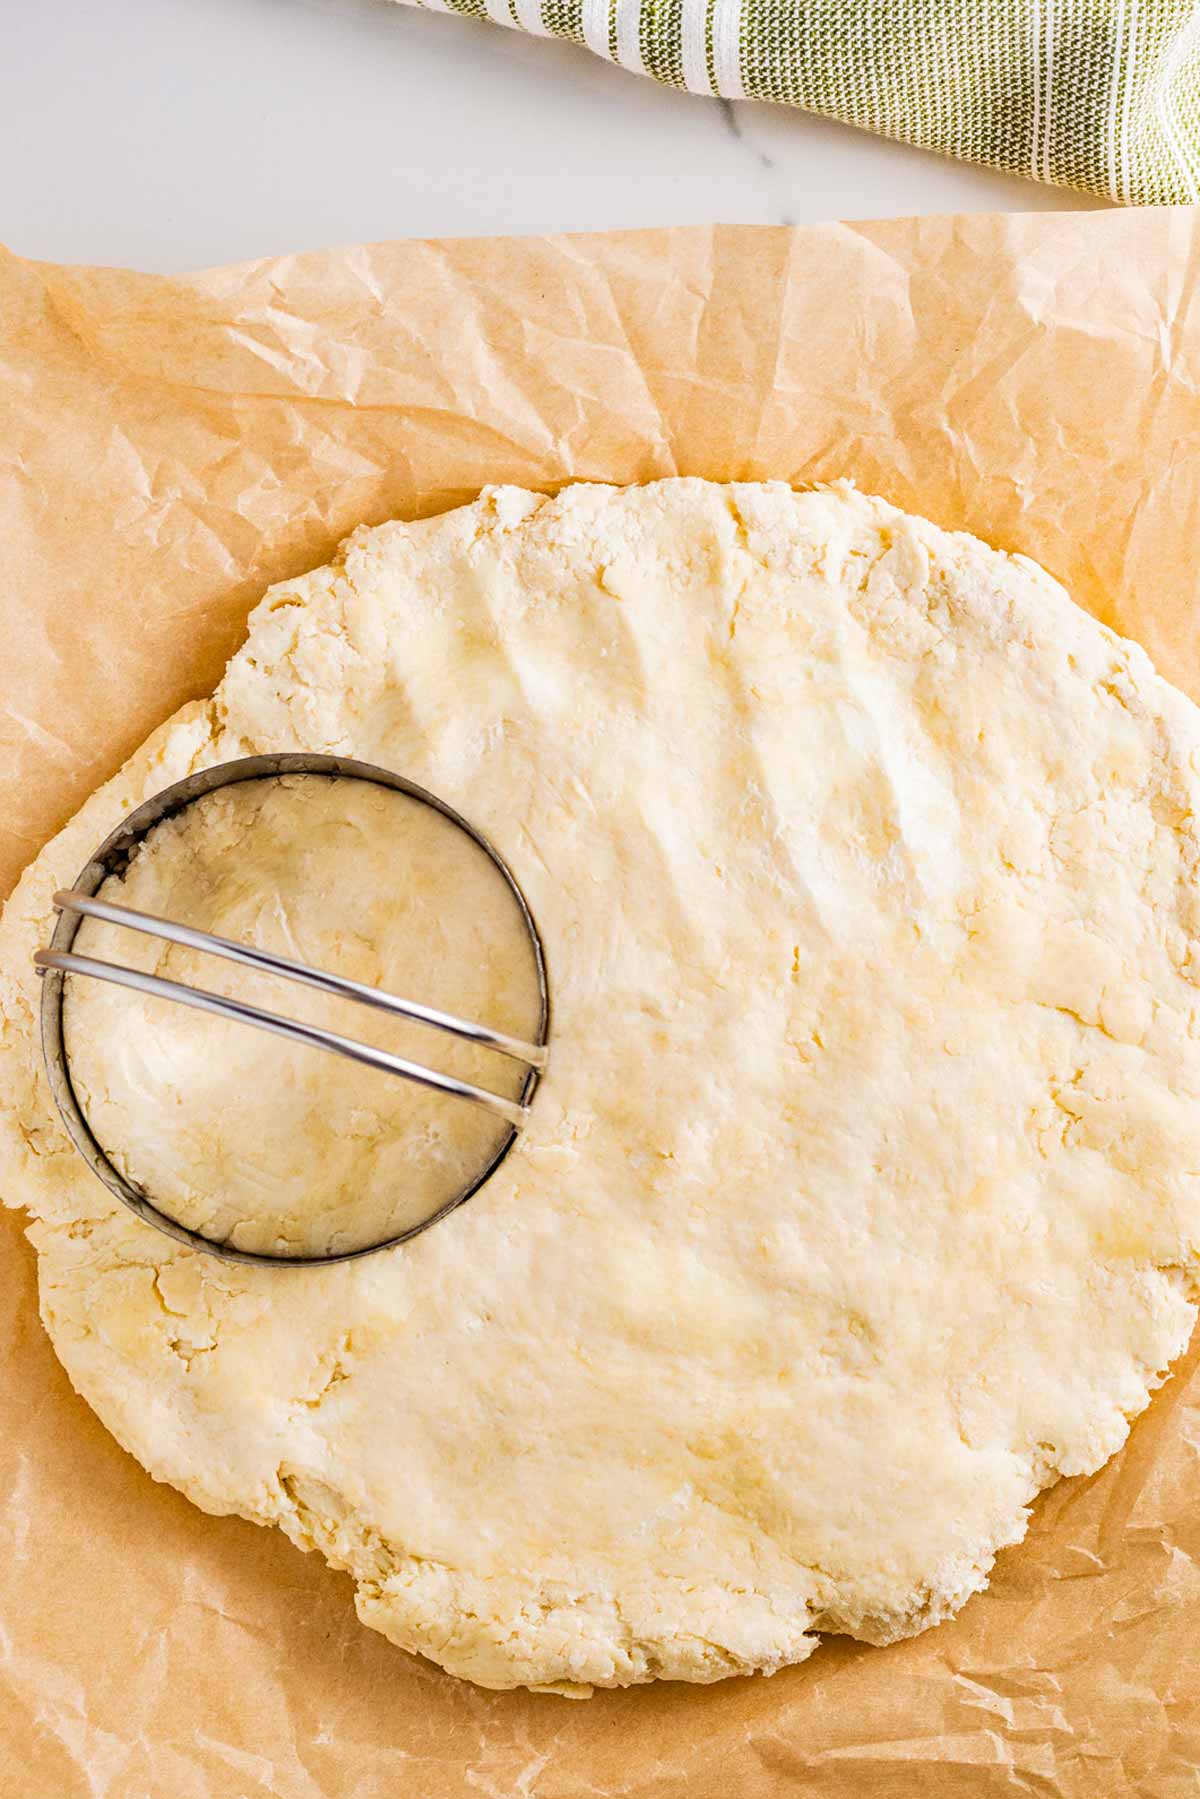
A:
[3,209,1200,1797]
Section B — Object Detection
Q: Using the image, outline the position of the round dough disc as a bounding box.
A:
[3,479,1200,1694]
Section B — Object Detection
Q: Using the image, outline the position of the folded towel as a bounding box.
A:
[395,0,1200,204]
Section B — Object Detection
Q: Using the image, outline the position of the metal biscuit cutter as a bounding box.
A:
[34,753,550,1268]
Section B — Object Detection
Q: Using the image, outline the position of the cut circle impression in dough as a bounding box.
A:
[2,479,1200,1695]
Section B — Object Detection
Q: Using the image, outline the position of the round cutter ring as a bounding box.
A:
[34,752,550,1269]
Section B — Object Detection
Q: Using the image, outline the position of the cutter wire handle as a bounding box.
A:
[37,888,544,1131]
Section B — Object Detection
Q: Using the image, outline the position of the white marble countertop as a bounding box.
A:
[5,0,1105,275]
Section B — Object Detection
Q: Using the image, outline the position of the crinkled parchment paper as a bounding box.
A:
[3,211,1200,1797]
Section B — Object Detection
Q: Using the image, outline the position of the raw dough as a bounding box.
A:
[63,774,543,1258]
[3,479,1200,1694]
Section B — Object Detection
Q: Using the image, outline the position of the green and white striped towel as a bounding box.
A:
[394,0,1200,203]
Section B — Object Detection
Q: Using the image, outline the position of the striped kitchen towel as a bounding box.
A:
[393,0,1200,203]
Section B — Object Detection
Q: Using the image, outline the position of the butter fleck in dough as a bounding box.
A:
[2,479,1200,1694]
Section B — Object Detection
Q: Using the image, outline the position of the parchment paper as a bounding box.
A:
[3,210,1200,1797]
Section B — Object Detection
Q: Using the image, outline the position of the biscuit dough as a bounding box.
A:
[3,479,1200,1694]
